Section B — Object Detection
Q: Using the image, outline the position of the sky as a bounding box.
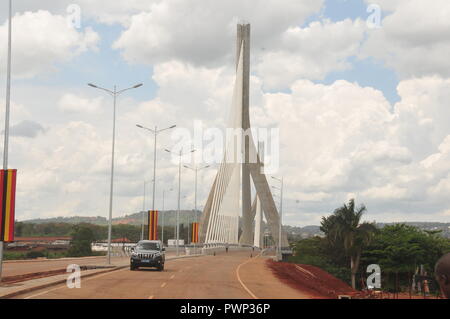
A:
[0,0,449,226]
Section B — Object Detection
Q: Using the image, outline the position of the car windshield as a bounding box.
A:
[137,242,160,250]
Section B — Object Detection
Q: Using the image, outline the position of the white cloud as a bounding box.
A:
[362,0,450,78]
[113,1,368,90]
[392,76,450,159]
[10,120,46,138]
[58,93,104,114]
[0,10,99,78]
[1,1,449,225]
[7,66,450,223]
[0,1,156,26]
[256,19,365,90]
[113,0,324,68]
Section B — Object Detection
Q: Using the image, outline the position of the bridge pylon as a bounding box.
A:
[199,24,289,249]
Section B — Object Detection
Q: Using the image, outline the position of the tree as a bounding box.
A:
[361,224,450,292]
[112,224,140,243]
[67,225,96,257]
[321,199,377,289]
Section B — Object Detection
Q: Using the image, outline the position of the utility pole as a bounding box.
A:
[136,124,176,214]
[165,148,195,256]
[141,181,146,240]
[161,188,173,245]
[183,164,210,244]
[89,82,143,264]
[0,0,13,282]
[272,176,284,260]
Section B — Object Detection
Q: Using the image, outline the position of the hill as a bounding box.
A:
[23,210,203,226]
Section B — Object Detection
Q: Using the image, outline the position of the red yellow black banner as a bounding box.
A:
[191,222,199,243]
[0,169,17,242]
[148,210,158,240]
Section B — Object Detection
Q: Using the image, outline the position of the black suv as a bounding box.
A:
[130,240,165,271]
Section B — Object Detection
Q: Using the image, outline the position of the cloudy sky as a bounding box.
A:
[0,0,449,226]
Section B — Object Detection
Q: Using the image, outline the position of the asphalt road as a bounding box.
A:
[2,249,184,278]
[13,250,311,299]
[2,256,128,278]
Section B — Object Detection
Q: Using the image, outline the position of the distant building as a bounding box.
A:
[7,236,72,251]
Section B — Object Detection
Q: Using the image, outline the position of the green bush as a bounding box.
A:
[25,251,45,259]
[67,225,95,257]
[3,251,27,260]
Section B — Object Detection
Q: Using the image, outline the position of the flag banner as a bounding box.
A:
[148,210,158,240]
[191,222,199,243]
[0,169,17,242]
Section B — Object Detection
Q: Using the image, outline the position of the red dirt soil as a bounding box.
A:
[267,260,357,299]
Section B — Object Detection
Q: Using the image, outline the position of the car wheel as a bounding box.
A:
[130,265,137,271]
[158,264,164,271]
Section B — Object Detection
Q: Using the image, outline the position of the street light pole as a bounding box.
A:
[183,164,210,245]
[0,0,13,283]
[141,181,146,240]
[177,152,181,256]
[272,176,284,260]
[107,85,117,265]
[136,124,176,214]
[161,188,173,245]
[88,82,143,265]
[141,180,152,241]
[166,148,195,256]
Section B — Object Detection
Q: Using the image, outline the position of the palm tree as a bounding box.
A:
[321,199,377,289]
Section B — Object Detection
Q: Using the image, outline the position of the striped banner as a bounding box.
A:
[0,169,17,242]
[148,210,158,240]
[191,222,199,243]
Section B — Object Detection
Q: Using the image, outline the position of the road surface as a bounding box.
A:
[2,248,186,278]
[13,250,312,299]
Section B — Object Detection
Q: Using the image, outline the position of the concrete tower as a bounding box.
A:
[200,24,289,250]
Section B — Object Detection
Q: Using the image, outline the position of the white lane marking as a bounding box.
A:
[24,286,63,299]
[235,254,261,299]
[160,282,167,288]
[148,295,154,299]
[170,275,175,280]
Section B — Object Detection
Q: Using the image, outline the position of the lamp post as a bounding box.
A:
[165,148,196,256]
[141,181,146,241]
[141,179,153,241]
[136,124,176,215]
[183,165,210,223]
[272,176,284,260]
[161,188,173,245]
[0,0,13,283]
[184,164,210,248]
[88,82,143,264]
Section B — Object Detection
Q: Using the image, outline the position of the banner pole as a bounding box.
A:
[0,0,13,283]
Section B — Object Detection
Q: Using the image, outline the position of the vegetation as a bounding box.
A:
[15,220,200,245]
[360,224,450,292]
[320,199,377,288]
[289,200,450,292]
[3,249,106,260]
[67,225,96,257]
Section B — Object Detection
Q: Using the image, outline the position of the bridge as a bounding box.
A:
[199,24,289,255]
[0,24,297,300]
